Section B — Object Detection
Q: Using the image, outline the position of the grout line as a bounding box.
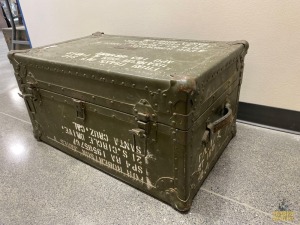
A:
[200,187,297,225]
[0,112,31,125]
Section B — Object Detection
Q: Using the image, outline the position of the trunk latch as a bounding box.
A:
[73,99,85,120]
[129,112,150,156]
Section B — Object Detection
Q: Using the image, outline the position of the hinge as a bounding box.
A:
[18,85,41,113]
[73,99,85,120]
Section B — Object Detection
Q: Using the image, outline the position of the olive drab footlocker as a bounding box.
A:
[8,32,249,211]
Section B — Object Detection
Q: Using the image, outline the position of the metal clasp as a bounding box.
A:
[129,112,150,156]
[73,99,85,120]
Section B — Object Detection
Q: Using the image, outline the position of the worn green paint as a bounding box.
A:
[8,33,248,211]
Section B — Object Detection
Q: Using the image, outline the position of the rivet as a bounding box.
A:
[157,89,161,93]
[61,88,64,91]
[64,100,67,103]
[167,110,170,113]
[121,82,124,85]
[51,96,54,99]
[153,123,157,127]
[94,109,97,112]
[152,139,156,142]
[172,121,176,125]
[168,101,172,105]
[145,86,148,90]
[92,75,95,78]
[68,71,71,74]
[174,168,178,171]
[150,92,154,96]
[134,109,138,113]
[112,115,115,118]
[110,100,114,104]
[84,74,87,77]
[154,103,158,107]
[152,114,156,117]
[92,96,95,99]
[172,131,176,135]
[132,84,136,87]
[173,113,176,116]
[48,84,51,87]
[163,93,166,97]
[112,80,115,83]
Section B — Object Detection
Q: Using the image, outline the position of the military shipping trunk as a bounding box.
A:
[8,32,248,211]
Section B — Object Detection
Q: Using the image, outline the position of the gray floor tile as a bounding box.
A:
[0,85,31,123]
[0,113,286,225]
[0,32,16,94]
[0,31,30,122]
[202,123,300,224]
[0,32,30,122]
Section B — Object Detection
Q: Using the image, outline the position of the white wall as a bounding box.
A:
[20,0,300,111]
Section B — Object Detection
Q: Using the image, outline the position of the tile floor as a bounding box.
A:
[0,32,299,225]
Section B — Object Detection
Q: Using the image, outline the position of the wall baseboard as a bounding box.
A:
[237,102,300,134]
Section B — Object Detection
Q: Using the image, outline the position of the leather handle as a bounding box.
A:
[207,103,233,133]
[202,103,233,145]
